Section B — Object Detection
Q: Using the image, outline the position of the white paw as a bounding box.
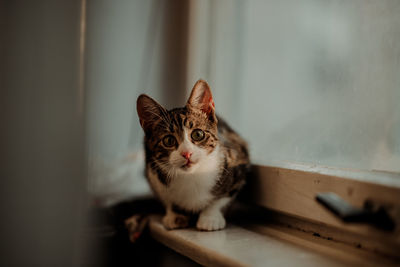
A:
[196,213,226,231]
[162,213,189,230]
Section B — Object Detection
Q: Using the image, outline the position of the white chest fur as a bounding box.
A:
[147,146,222,212]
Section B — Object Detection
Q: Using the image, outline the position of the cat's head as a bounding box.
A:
[137,80,219,174]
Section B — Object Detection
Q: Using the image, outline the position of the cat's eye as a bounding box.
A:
[162,135,176,147]
[191,129,205,141]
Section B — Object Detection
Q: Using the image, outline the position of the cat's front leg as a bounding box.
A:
[162,206,189,230]
[196,197,231,231]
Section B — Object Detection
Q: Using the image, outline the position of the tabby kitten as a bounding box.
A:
[136,80,249,231]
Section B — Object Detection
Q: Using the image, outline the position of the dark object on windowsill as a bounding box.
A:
[316,192,395,231]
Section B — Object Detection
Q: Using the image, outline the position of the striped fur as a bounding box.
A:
[137,80,250,231]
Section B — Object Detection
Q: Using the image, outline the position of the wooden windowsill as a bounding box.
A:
[146,162,400,266]
[241,164,400,259]
[148,212,393,267]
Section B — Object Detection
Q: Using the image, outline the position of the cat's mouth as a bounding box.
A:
[181,159,196,169]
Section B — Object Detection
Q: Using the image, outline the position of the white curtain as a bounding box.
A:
[86,0,190,206]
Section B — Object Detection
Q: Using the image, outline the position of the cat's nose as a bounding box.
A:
[181,151,192,160]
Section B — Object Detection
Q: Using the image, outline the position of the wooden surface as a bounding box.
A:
[242,164,400,259]
[230,203,400,265]
[148,163,400,265]
[149,215,352,267]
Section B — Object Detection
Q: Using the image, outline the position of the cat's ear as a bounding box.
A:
[137,94,166,131]
[186,79,215,116]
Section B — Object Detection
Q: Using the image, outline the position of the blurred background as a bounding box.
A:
[1,0,399,265]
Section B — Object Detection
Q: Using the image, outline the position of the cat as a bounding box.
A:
[136,79,250,231]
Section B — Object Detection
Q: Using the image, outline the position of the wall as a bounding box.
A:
[0,0,87,265]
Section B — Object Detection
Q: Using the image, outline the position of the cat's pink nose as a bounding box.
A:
[181,151,192,160]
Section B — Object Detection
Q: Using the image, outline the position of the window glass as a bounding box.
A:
[200,0,400,173]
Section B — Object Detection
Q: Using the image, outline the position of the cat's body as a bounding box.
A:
[137,80,249,231]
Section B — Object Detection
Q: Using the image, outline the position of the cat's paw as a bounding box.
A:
[196,213,226,231]
[162,213,189,230]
